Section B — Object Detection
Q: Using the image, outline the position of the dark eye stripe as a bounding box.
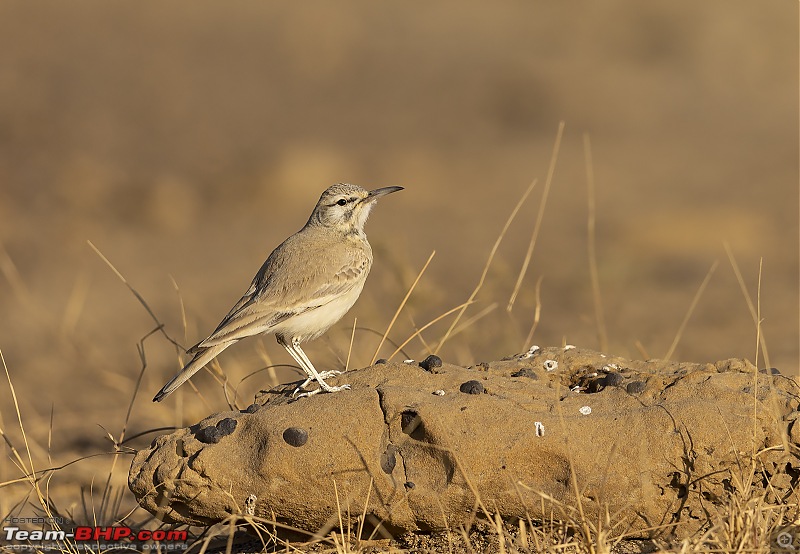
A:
[334,197,358,206]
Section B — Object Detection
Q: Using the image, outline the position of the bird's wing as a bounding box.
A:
[192,235,371,349]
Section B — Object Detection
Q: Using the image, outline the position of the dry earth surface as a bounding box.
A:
[129,349,800,551]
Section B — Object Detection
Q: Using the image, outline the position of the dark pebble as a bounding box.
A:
[603,372,624,387]
[197,426,221,444]
[511,368,538,379]
[586,379,603,394]
[760,367,781,375]
[404,481,416,490]
[283,427,309,447]
[380,445,397,474]
[375,359,388,365]
[215,418,237,437]
[626,381,646,394]
[459,380,485,395]
[419,355,443,371]
[244,403,260,413]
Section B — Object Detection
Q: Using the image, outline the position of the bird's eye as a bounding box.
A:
[336,198,347,206]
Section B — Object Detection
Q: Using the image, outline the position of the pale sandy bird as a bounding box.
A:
[153,183,403,402]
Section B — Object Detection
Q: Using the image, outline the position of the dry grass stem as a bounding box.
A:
[584,132,609,352]
[1,349,37,491]
[634,340,649,359]
[0,239,31,305]
[449,302,498,341]
[371,250,435,364]
[435,179,538,355]
[724,242,771,369]
[522,275,544,350]
[507,120,565,312]
[389,301,474,361]
[346,317,357,371]
[664,259,718,361]
[406,312,435,354]
[88,240,184,353]
[61,273,90,336]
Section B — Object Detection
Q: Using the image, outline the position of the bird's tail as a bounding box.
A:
[153,343,231,402]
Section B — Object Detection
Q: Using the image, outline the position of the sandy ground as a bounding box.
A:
[0,0,796,546]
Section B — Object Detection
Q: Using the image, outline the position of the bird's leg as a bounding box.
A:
[280,338,350,397]
[291,340,350,396]
[279,343,316,392]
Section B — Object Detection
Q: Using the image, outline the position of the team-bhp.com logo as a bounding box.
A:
[4,525,187,544]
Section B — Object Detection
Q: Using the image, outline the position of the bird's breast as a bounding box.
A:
[273,280,366,343]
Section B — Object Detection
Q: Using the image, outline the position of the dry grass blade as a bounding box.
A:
[406,312,435,353]
[98,327,155,524]
[169,273,189,347]
[522,275,544,350]
[507,121,565,312]
[88,240,184,352]
[449,302,498,340]
[756,257,763,369]
[61,272,90,336]
[435,180,537,355]
[371,250,435,364]
[634,340,649,359]
[0,240,31,304]
[584,133,609,351]
[356,478,373,547]
[389,301,474,361]
[0,349,58,527]
[664,259,718,361]
[346,317,357,371]
[724,242,771,369]
[0,349,36,488]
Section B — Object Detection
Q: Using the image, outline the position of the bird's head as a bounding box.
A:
[308,183,403,232]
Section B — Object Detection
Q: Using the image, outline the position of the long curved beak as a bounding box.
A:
[365,186,403,202]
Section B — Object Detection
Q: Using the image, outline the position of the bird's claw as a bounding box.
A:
[317,370,343,379]
[293,383,351,398]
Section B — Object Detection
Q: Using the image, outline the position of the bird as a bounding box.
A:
[153,183,403,402]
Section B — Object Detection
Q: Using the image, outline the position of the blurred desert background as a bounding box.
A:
[0,0,797,527]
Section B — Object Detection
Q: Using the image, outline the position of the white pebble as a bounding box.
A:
[543,359,558,372]
[433,389,446,396]
[403,359,415,364]
[521,345,541,359]
[534,421,545,437]
[579,406,592,415]
[564,344,576,351]
[245,494,257,516]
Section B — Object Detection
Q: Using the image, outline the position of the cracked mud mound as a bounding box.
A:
[129,348,800,538]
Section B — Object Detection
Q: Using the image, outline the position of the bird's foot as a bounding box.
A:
[317,370,343,379]
[290,370,346,397]
[293,383,351,398]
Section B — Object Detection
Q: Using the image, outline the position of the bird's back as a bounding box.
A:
[194,225,372,349]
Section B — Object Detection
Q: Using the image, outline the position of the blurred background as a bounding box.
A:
[0,0,796,513]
